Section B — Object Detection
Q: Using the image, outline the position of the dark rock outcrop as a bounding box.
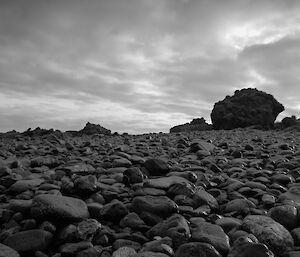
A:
[170,118,212,133]
[22,127,62,137]
[77,122,111,135]
[211,88,284,130]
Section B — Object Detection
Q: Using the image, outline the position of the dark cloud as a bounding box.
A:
[0,0,300,133]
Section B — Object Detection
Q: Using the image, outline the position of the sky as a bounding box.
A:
[0,0,300,134]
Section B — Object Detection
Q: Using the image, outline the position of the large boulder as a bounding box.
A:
[170,118,212,133]
[211,88,284,130]
[78,122,111,135]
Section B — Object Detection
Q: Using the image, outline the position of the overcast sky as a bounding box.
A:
[0,0,300,134]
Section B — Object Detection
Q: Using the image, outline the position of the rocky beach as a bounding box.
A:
[0,126,300,257]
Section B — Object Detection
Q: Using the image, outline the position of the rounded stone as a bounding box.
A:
[242,215,294,256]
[268,205,298,229]
[31,194,89,222]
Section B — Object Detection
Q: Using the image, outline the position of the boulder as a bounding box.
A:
[211,88,284,130]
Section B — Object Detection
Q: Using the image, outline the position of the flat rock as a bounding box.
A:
[31,194,89,222]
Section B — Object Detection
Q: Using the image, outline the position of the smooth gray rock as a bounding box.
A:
[31,194,89,222]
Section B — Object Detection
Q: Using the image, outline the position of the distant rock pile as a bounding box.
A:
[170,118,212,133]
[77,122,111,136]
[211,88,284,130]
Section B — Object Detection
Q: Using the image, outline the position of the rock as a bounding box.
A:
[211,88,284,129]
[78,122,111,135]
[193,188,219,210]
[146,214,190,248]
[189,140,216,153]
[170,118,212,133]
[190,219,230,254]
[31,194,89,222]
[9,179,44,193]
[132,252,169,257]
[268,205,298,229]
[242,215,294,256]
[8,199,32,213]
[99,200,129,222]
[77,247,100,257]
[120,212,149,230]
[60,241,93,256]
[174,242,222,257]
[76,219,101,241]
[224,199,256,214]
[62,163,96,175]
[279,186,300,205]
[168,182,196,197]
[123,167,144,184]
[228,235,274,257]
[113,239,142,251]
[141,237,173,254]
[132,196,178,218]
[3,229,53,253]
[144,158,170,176]
[0,243,20,257]
[144,176,190,190]
[112,246,137,257]
[74,175,97,195]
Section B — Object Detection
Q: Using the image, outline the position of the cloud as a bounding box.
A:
[0,0,300,133]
